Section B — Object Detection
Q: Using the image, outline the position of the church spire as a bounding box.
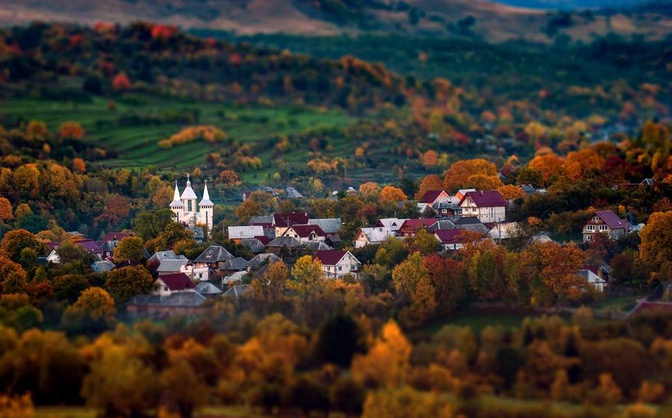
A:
[180,174,197,200]
[199,180,214,207]
[170,180,183,208]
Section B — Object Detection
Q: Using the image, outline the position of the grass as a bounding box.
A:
[592,294,644,313]
[35,407,97,418]
[0,97,354,177]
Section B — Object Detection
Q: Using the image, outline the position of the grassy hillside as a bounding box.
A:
[0,97,354,179]
[1,0,672,43]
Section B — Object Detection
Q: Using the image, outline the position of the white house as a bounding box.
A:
[354,227,396,248]
[577,269,607,292]
[458,191,507,223]
[282,224,326,243]
[314,250,362,279]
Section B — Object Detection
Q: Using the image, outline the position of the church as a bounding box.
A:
[170,176,214,237]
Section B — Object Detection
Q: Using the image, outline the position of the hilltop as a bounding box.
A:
[2,0,672,42]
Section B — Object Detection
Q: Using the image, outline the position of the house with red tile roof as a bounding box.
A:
[152,272,196,296]
[418,190,450,206]
[434,229,466,252]
[396,218,438,237]
[282,224,326,243]
[582,210,631,242]
[458,191,507,223]
[313,250,362,278]
[273,212,310,236]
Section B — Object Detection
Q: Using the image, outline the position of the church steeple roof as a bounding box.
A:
[170,181,183,208]
[199,180,214,207]
[180,175,198,200]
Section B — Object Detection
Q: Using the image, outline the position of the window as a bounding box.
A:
[338,266,342,271]
[586,225,595,231]
[599,225,608,231]
[592,216,600,222]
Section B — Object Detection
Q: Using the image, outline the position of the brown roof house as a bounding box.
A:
[582,210,631,243]
[152,272,196,296]
[458,190,507,223]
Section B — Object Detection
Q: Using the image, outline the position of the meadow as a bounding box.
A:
[0,96,354,180]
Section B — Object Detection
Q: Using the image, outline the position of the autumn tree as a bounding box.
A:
[0,254,27,295]
[520,242,586,305]
[0,197,13,222]
[105,265,154,303]
[1,229,46,263]
[62,287,116,332]
[359,182,381,200]
[444,159,498,191]
[82,341,159,417]
[421,150,439,168]
[59,121,85,140]
[351,321,411,389]
[528,153,565,183]
[113,236,145,263]
[112,72,132,91]
[235,199,261,223]
[289,256,323,295]
[361,386,454,418]
[379,186,407,204]
[565,149,605,181]
[392,253,436,327]
[640,211,672,283]
[414,175,444,200]
[251,260,288,306]
[497,184,526,200]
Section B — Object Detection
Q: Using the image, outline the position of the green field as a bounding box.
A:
[0,97,354,178]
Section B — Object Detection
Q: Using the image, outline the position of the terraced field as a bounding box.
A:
[0,97,354,175]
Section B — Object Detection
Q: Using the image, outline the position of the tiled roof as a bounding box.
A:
[375,218,408,231]
[357,227,395,243]
[314,250,348,266]
[72,239,103,254]
[240,238,266,253]
[595,210,630,230]
[273,212,309,227]
[193,246,234,263]
[223,284,251,299]
[220,257,250,271]
[249,253,281,268]
[195,282,223,295]
[302,241,333,251]
[287,224,326,238]
[268,237,302,248]
[434,229,465,244]
[308,218,342,234]
[157,273,196,291]
[418,190,447,204]
[100,232,133,245]
[249,215,274,226]
[399,218,437,231]
[157,259,189,272]
[459,190,507,207]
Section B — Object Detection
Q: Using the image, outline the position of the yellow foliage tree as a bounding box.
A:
[351,321,411,389]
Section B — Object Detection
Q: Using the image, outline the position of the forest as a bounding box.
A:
[0,18,672,418]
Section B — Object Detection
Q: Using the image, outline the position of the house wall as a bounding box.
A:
[323,254,361,278]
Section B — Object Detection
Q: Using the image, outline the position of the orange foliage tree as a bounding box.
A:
[415,175,444,200]
[379,186,407,204]
[444,159,498,191]
[112,72,131,91]
[158,126,227,148]
[59,122,85,140]
[497,185,526,200]
[528,153,565,183]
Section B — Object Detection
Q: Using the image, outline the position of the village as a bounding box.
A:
[34,175,654,320]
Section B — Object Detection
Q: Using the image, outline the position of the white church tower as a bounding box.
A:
[169,175,214,237]
[199,180,214,236]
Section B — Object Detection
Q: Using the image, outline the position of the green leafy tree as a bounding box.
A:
[105,265,154,303]
[132,209,174,241]
[113,236,145,263]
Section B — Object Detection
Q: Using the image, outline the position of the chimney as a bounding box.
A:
[480,191,483,195]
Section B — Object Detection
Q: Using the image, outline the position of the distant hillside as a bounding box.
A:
[493,0,647,10]
[1,0,672,42]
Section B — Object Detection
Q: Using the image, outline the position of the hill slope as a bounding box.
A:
[1,0,672,42]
